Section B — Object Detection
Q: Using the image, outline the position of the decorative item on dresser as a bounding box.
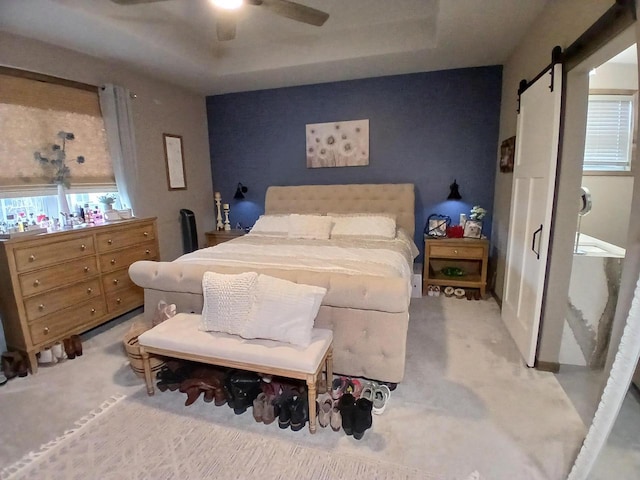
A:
[0,217,158,374]
[423,237,489,297]
[205,229,245,247]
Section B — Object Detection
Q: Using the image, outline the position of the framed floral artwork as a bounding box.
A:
[500,136,516,173]
[306,119,369,168]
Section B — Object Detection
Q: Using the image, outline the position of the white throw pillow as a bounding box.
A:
[249,214,289,236]
[329,214,397,239]
[201,271,258,334]
[241,275,327,347]
[288,214,333,240]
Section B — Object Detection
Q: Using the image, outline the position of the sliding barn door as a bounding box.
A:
[502,64,563,367]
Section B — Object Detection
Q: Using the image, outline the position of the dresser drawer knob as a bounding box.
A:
[38,304,45,311]
[107,239,113,245]
[80,244,86,251]
[110,259,116,265]
[43,327,49,335]
[90,308,96,314]
[84,266,90,273]
[143,232,149,237]
[33,279,40,287]
[116,298,122,304]
[145,249,150,255]
[113,279,119,285]
[87,287,93,294]
[453,250,458,254]
[29,254,36,262]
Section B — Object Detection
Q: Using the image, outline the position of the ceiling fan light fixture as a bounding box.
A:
[211,0,243,10]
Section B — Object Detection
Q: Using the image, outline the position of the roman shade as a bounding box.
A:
[0,72,115,194]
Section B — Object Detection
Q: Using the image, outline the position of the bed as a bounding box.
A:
[129,183,416,383]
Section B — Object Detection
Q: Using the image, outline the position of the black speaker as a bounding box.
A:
[179,209,198,254]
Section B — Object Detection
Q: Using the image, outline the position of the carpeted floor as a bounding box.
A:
[0,296,588,480]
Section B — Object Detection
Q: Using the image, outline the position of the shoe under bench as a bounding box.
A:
[138,313,333,433]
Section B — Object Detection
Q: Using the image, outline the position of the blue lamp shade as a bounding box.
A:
[234,182,248,199]
[447,179,462,200]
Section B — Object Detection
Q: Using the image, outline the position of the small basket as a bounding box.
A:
[123,322,165,379]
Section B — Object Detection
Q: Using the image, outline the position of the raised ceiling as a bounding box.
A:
[0,0,550,95]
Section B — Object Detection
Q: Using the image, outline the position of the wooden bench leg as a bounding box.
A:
[140,347,155,396]
[326,347,333,387]
[306,374,317,434]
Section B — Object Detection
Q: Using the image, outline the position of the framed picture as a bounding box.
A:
[425,214,450,237]
[163,133,187,190]
[463,220,483,239]
[500,136,516,173]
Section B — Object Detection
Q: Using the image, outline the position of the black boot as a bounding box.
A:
[289,394,308,432]
[352,398,373,440]
[338,393,356,436]
[227,371,262,414]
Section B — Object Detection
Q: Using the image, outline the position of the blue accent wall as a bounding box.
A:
[206,66,502,261]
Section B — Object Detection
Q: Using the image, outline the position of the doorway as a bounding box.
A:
[559,43,637,374]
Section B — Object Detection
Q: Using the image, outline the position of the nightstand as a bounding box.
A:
[205,229,245,247]
[423,237,489,296]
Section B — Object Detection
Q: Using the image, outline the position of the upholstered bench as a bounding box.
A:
[137,313,333,433]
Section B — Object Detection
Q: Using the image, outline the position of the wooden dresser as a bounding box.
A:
[0,217,158,373]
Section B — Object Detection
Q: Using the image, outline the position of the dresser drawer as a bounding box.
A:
[14,235,95,273]
[19,256,99,297]
[102,268,136,293]
[106,286,143,313]
[429,245,485,259]
[24,278,102,322]
[96,223,156,252]
[28,298,107,346]
[99,241,157,273]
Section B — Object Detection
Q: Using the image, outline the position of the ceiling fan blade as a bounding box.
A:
[216,14,237,41]
[257,0,329,27]
[110,0,170,4]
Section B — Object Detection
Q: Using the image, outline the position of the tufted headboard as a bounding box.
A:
[265,184,415,238]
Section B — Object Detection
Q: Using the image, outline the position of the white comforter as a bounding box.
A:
[176,230,418,290]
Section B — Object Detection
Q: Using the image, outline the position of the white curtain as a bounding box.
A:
[99,84,138,213]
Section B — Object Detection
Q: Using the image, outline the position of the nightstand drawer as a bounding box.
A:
[429,245,485,259]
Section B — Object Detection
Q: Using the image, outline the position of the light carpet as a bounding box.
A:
[0,297,587,480]
[1,394,447,480]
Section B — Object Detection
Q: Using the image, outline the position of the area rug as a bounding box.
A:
[1,395,450,480]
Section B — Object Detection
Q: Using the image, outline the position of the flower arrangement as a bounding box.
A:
[470,205,487,221]
[34,131,85,188]
[98,194,116,206]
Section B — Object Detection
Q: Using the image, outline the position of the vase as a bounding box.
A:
[56,183,71,221]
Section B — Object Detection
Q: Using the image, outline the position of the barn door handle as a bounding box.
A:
[531,224,543,260]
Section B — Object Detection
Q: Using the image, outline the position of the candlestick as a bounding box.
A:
[223,203,231,231]
[215,192,223,230]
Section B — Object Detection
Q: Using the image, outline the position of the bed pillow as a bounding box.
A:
[241,275,327,347]
[249,214,289,236]
[329,214,397,239]
[288,214,333,240]
[201,271,258,334]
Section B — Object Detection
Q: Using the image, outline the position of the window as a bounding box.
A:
[583,94,634,172]
[0,68,117,230]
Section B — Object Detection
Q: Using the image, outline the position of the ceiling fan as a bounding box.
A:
[110,0,330,41]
